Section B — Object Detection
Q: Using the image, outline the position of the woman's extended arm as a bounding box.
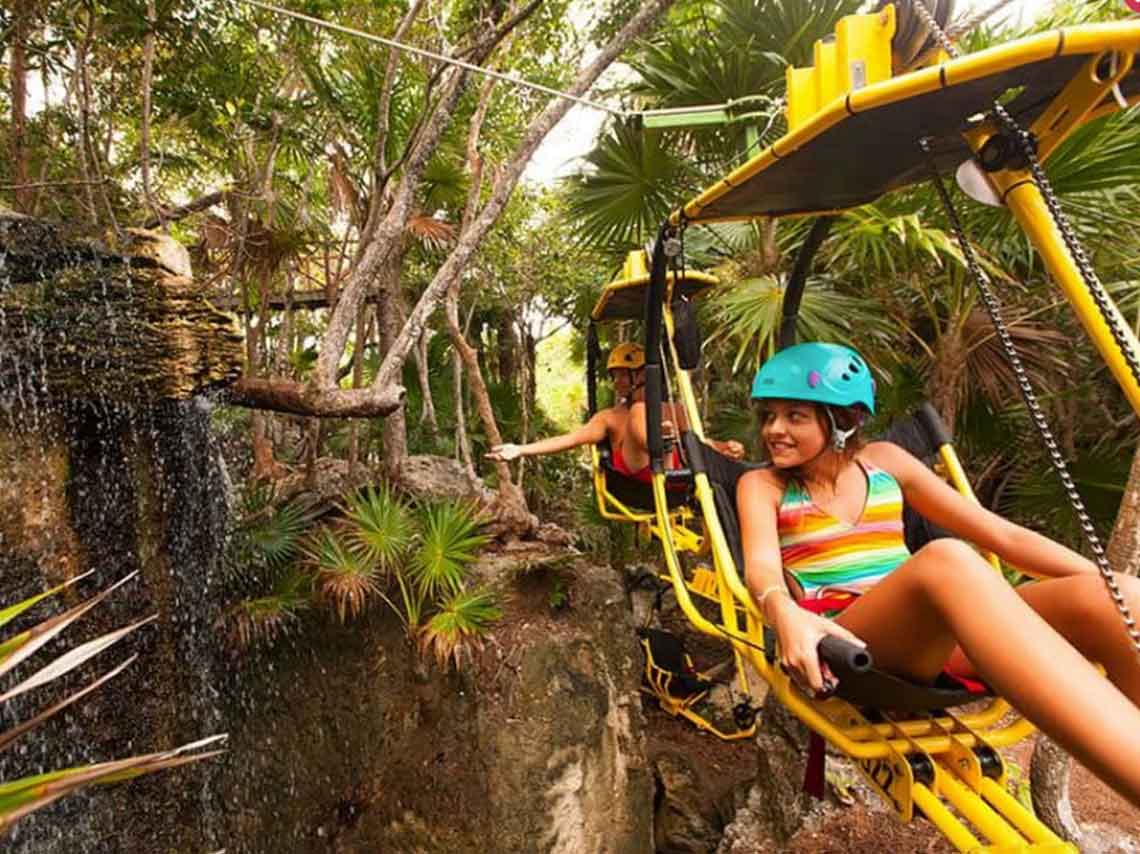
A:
[737,470,864,693]
[486,410,612,461]
[867,442,1098,579]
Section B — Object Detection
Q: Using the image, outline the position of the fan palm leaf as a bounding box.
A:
[341,484,415,574]
[560,122,695,254]
[304,527,379,622]
[409,501,490,600]
[704,274,892,375]
[417,588,502,671]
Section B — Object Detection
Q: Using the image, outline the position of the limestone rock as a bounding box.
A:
[653,750,727,854]
[121,227,194,278]
[0,214,241,403]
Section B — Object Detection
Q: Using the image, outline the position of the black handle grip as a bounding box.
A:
[917,402,953,450]
[818,636,873,674]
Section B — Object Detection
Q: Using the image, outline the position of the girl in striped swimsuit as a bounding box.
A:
[738,342,1140,809]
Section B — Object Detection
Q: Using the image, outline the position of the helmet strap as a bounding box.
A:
[825,406,859,453]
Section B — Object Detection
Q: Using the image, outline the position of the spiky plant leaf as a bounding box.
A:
[304,527,379,623]
[0,573,138,677]
[418,588,502,671]
[0,656,137,753]
[0,571,93,631]
[0,735,227,832]
[341,485,415,573]
[0,616,155,704]
[409,501,490,601]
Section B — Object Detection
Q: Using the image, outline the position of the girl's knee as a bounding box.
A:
[910,539,999,592]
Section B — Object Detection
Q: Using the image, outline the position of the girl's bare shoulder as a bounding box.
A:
[860,440,915,469]
[739,465,786,502]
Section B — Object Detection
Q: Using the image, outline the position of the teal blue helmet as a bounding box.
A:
[750,342,875,415]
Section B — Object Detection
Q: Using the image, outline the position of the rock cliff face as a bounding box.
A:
[0,217,655,853]
[230,553,654,854]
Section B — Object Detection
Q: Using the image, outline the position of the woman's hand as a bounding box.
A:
[719,440,745,460]
[767,595,865,696]
[486,443,522,462]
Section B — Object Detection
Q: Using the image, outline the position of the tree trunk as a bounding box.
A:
[71,22,98,224]
[9,0,32,213]
[497,311,519,385]
[139,0,161,225]
[1030,735,1083,845]
[369,0,676,397]
[414,331,441,443]
[348,309,368,474]
[452,345,477,487]
[445,280,533,534]
[929,324,966,430]
[229,0,676,420]
[1108,442,1140,576]
[379,259,408,476]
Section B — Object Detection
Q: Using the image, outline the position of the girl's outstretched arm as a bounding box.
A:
[864,441,1098,579]
[486,410,612,461]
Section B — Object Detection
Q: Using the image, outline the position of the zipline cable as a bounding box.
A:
[236,0,630,117]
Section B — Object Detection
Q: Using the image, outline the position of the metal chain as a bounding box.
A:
[911,0,1140,656]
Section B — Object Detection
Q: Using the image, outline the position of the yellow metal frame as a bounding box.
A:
[673,20,1140,225]
[961,48,1140,420]
[591,249,718,322]
[635,14,1138,847]
[639,635,758,741]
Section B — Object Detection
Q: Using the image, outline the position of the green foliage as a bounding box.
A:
[560,122,695,253]
[410,501,491,600]
[341,485,415,573]
[704,274,889,376]
[304,526,380,623]
[418,588,503,670]
[238,483,317,571]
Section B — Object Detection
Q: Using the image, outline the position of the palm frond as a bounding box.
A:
[704,274,891,376]
[239,484,317,570]
[417,588,502,671]
[560,122,694,254]
[341,484,415,574]
[409,501,490,601]
[304,527,379,623]
[0,735,228,833]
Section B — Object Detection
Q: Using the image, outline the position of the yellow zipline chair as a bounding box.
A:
[584,250,720,554]
[632,7,1140,848]
[637,627,758,741]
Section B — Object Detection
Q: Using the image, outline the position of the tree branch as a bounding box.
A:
[141,190,230,229]
[226,376,405,418]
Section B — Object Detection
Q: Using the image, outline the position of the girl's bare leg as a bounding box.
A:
[945,572,1140,706]
[834,539,1140,808]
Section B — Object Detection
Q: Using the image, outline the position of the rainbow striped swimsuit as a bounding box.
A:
[777,460,911,603]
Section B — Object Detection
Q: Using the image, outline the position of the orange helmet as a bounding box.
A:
[606,342,645,372]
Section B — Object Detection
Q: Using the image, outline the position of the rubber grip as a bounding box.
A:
[917,402,953,449]
[817,636,873,674]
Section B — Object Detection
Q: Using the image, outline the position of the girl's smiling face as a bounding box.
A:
[758,399,828,468]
